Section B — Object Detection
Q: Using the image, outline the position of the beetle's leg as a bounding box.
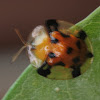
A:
[45,19,58,33]
[78,30,87,40]
[37,61,51,77]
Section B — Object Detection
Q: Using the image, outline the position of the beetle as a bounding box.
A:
[13,19,93,79]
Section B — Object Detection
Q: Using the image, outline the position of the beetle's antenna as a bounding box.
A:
[14,28,27,46]
[11,28,28,63]
[11,45,27,63]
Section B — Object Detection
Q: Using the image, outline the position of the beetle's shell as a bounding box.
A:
[27,20,93,80]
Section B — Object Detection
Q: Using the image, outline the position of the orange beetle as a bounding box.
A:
[13,19,93,79]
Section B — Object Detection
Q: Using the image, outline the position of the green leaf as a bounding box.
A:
[2,7,100,100]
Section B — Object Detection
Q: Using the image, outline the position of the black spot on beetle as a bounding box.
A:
[45,19,58,32]
[71,65,81,77]
[48,52,56,58]
[55,62,65,66]
[45,19,58,27]
[72,67,81,77]
[37,61,51,77]
[72,57,80,64]
[87,52,93,58]
[78,30,87,40]
[67,47,73,54]
[76,40,81,49]
[37,67,51,77]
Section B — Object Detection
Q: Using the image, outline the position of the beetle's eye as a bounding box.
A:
[48,52,56,58]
